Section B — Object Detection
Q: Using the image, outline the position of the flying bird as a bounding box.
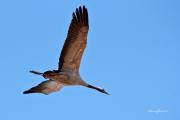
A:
[23,6,109,95]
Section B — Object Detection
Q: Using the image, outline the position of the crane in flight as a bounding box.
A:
[23,6,109,95]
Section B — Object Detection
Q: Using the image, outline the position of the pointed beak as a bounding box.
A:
[87,84,110,95]
[101,89,110,95]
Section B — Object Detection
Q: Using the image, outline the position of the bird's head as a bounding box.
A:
[97,87,110,95]
[87,84,110,95]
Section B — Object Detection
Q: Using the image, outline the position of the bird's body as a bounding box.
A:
[44,71,86,86]
[23,6,109,95]
[26,70,87,95]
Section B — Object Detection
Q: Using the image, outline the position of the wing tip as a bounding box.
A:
[23,91,29,94]
[73,5,88,26]
[23,89,33,94]
[23,87,40,94]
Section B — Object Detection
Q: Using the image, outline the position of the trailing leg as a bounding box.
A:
[30,70,43,75]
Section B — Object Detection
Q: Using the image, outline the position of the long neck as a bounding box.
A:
[87,84,102,91]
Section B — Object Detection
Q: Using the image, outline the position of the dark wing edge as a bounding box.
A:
[23,79,63,95]
[58,6,89,72]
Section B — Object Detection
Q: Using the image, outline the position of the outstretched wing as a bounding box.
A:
[58,6,89,72]
[23,80,64,95]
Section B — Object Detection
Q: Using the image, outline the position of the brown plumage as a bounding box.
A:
[23,6,110,95]
[58,6,89,72]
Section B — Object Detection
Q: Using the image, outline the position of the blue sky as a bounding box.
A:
[0,0,179,120]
